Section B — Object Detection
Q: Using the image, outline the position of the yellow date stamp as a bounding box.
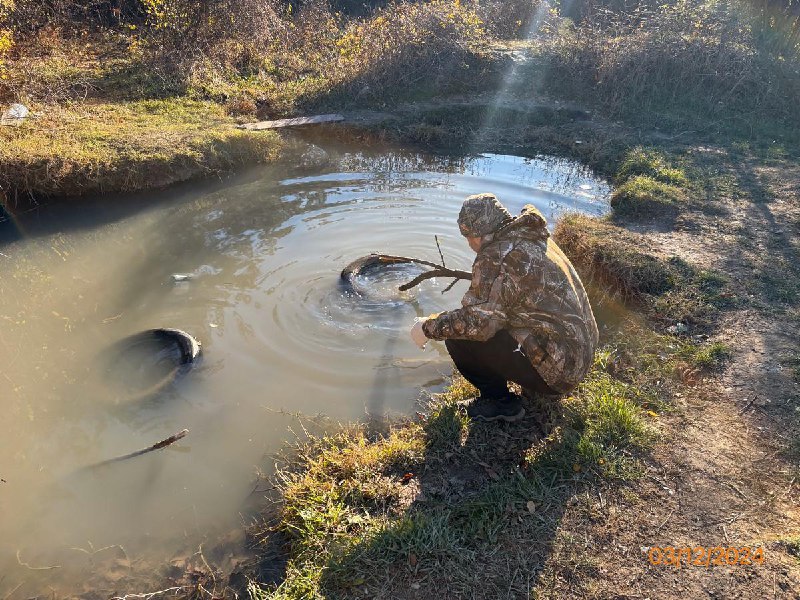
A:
[647,546,765,568]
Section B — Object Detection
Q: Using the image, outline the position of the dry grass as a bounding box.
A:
[536,0,800,143]
[0,98,282,203]
[553,213,736,329]
[0,1,496,201]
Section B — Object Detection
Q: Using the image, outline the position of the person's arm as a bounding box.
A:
[422,245,514,342]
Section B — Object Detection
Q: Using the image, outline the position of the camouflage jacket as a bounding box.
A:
[422,205,599,393]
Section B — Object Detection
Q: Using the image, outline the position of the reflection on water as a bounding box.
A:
[0,136,609,596]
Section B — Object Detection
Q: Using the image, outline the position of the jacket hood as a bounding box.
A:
[491,204,549,243]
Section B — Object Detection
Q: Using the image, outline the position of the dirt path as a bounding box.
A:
[560,155,800,598]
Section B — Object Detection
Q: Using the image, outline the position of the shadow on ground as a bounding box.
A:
[313,396,591,599]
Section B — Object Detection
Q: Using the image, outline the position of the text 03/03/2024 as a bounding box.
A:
[647,546,765,568]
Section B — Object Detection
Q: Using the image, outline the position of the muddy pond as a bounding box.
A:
[0,134,609,595]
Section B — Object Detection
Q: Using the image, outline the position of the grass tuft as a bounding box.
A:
[616,146,688,186]
[677,341,732,370]
[610,175,686,217]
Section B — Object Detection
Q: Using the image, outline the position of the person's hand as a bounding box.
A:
[410,319,428,349]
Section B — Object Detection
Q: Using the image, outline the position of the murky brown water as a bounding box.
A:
[0,136,608,595]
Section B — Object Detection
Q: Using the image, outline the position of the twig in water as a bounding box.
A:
[435,235,447,267]
[442,278,461,294]
[16,549,61,570]
[111,586,188,600]
[88,429,189,469]
[69,542,129,565]
[196,545,216,589]
[398,267,471,292]
[2,581,24,600]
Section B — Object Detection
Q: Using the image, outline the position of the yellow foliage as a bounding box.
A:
[0,30,12,55]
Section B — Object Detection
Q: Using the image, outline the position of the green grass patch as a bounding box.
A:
[676,341,732,370]
[610,175,686,217]
[616,146,688,186]
[560,369,656,479]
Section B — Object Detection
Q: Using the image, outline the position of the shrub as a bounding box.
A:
[331,0,487,96]
[6,0,143,34]
[538,0,800,135]
[140,0,292,76]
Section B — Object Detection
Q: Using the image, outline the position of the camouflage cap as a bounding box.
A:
[457,193,513,238]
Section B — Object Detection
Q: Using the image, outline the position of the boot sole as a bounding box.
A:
[470,407,526,423]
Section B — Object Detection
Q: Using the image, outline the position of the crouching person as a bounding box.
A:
[410,194,599,422]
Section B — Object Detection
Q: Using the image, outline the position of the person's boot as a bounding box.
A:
[462,394,525,422]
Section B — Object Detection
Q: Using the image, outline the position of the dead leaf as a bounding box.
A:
[409,553,418,566]
[572,463,582,473]
[401,472,414,484]
[526,500,536,513]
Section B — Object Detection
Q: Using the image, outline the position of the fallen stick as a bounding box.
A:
[89,429,189,468]
[398,267,471,291]
[341,253,471,294]
[237,114,344,130]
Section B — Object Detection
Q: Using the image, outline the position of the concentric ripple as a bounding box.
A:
[190,148,611,413]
